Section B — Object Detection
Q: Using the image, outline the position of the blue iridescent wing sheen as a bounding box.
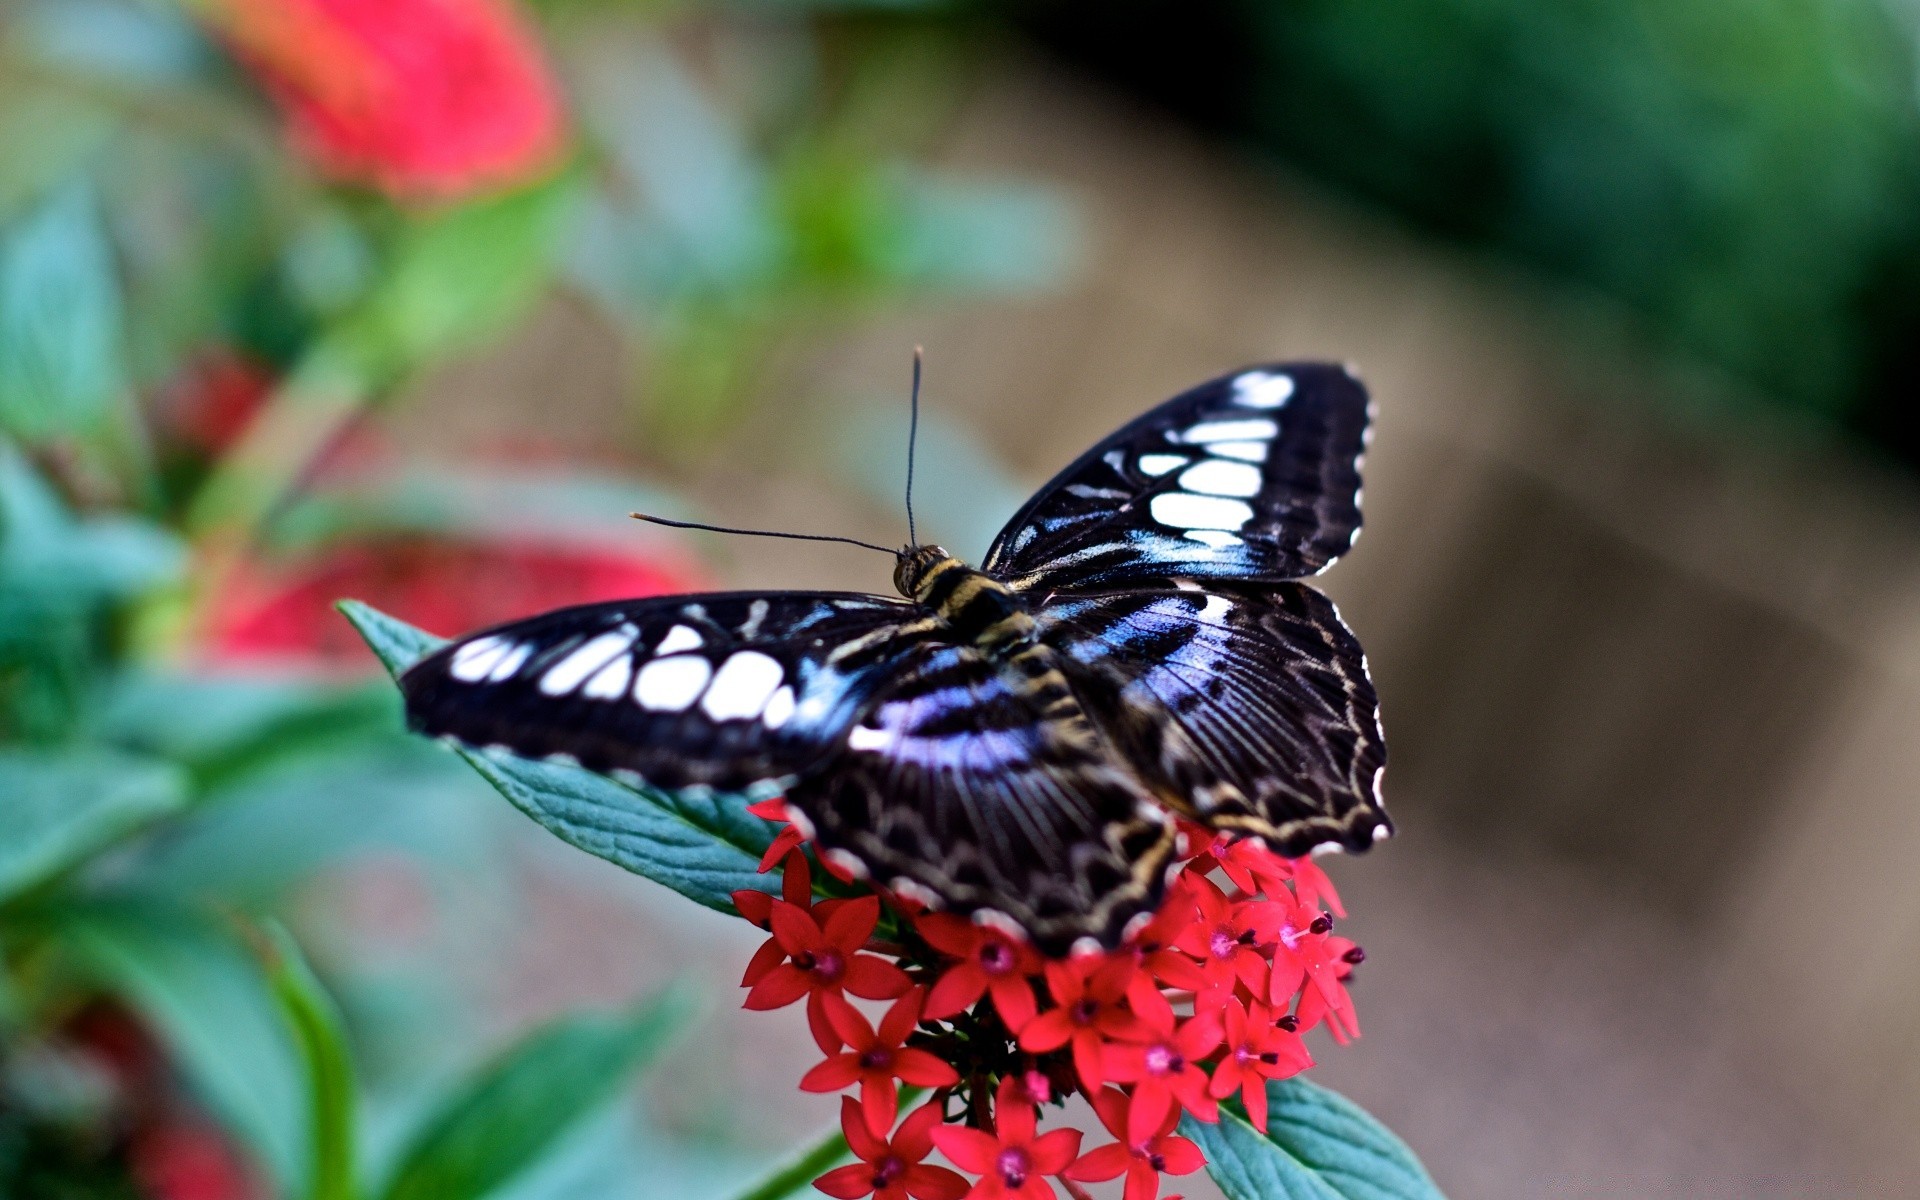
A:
[399,592,936,794]
[1037,580,1390,855]
[786,641,1179,954]
[982,362,1371,593]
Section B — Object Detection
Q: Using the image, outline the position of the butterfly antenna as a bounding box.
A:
[629,512,896,556]
[905,345,923,547]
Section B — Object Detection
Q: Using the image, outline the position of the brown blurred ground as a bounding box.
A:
[393,49,1920,1198]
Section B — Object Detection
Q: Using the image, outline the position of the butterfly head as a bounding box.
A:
[893,544,956,602]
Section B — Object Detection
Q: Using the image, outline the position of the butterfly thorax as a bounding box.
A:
[895,545,1037,652]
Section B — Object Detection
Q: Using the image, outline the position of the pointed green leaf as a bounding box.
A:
[379,985,693,1200]
[0,749,188,903]
[336,600,781,912]
[57,902,309,1193]
[1181,1077,1445,1200]
[260,922,358,1200]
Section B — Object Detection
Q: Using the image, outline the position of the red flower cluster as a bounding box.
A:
[206,0,567,200]
[733,814,1366,1200]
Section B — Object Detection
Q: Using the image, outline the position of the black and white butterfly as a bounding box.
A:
[400,363,1387,954]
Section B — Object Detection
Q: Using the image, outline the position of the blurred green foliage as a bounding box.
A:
[1020,0,1920,459]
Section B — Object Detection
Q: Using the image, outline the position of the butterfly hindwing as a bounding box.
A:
[984,362,1370,592]
[1038,580,1389,855]
[786,641,1179,953]
[400,592,934,793]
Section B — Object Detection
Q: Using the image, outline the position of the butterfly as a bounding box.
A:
[399,363,1388,954]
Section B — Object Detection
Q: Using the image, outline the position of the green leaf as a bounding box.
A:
[378,985,693,1200]
[349,174,577,373]
[0,181,124,439]
[1182,1077,1445,1200]
[337,601,782,912]
[57,902,310,1193]
[0,749,187,903]
[261,922,358,1200]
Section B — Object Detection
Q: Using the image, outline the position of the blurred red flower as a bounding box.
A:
[204,536,700,667]
[207,0,566,199]
[154,349,276,459]
[130,1123,260,1200]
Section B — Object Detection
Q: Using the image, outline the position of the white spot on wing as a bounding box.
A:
[1210,440,1269,463]
[1149,492,1255,530]
[633,654,711,711]
[761,685,796,729]
[1178,459,1262,497]
[1233,371,1294,408]
[1197,594,1233,623]
[582,655,632,699]
[655,624,703,655]
[847,723,892,752]
[1137,453,1187,476]
[1176,417,1277,444]
[449,637,509,682]
[487,643,532,682]
[701,651,785,720]
[539,629,636,695]
[1185,529,1244,548]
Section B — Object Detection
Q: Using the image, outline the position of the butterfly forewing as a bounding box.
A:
[400,592,934,793]
[1038,581,1387,855]
[984,362,1370,592]
[786,641,1178,953]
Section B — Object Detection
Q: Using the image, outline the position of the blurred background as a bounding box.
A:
[4,0,1920,1196]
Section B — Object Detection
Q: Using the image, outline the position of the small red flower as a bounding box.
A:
[1207,998,1312,1132]
[1017,955,1150,1090]
[1065,1088,1206,1200]
[918,915,1041,1033]
[210,0,567,200]
[814,1098,968,1200]
[929,1078,1082,1200]
[1102,1012,1222,1144]
[744,894,911,1058]
[732,845,814,929]
[800,989,958,1133]
[1124,884,1210,1003]
[1173,876,1279,998]
[1266,895,1343,1013]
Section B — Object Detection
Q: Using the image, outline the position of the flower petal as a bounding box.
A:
[813,1162,874,1199]
[824,894,882,951]
[1063,1143,1131,1183]
[1027,1128,1083,1175]
[892,1048,960,1088]
[903,1164,970,1200]
[840,1095,888,1161]
[928,1125,1000,1174]
[800,1054,862,1093]
[989,976,1037,1034]
[923,965,986,1021]
[846,956,913,1000]
[744,964,812,1011]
